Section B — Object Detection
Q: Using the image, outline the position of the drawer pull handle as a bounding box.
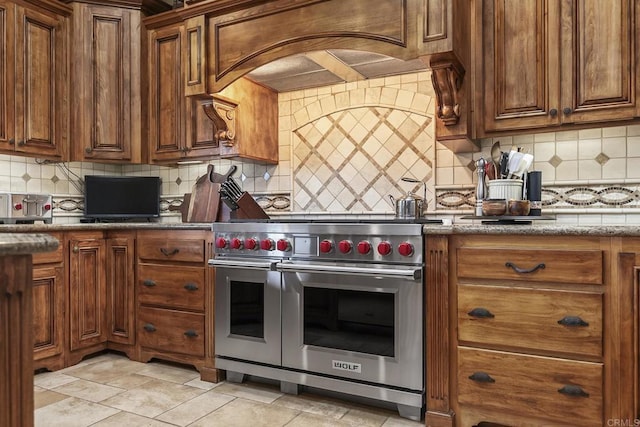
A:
[468,308,495,319]
[557,315,589,327]
[160,248,180,257]
[143,323,156,332]
[184,330,199,338]
[143,279,156,287]
[558,385,589,398]
[184,283,199,291]
[505,262,545,274]
[468,372,495,383]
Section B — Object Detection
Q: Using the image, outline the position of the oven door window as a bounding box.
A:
[230,280,264,339]
[303,288,394,357]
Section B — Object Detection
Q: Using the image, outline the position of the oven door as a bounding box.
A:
[277,261,423,391]
[210,257,281,366]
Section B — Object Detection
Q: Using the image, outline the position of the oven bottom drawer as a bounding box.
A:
[458,347,603,426]
[138,307,205,357]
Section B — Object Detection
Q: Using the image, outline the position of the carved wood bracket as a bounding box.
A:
[430,57,465,126]
[202,98,237,147]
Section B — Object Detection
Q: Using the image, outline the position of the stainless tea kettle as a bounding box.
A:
[388,177,427,219]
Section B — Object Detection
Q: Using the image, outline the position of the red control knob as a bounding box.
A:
[215,237,228,249]
[319,240,333,253]
[377,241,392,256]
[44,203,51,211]
[398,242,414,257]
[357,241,371,255]
[338,240,352,254]
[230,238,243,250]
[13,203,22,210]
[244,238,257,250]
[277,239,291,252]
[260,238,275,251]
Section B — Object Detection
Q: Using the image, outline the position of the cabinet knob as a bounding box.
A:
[184,330,198,338]
[184,283,198,291]
[468,372,495,383]
[549,108,558,117]
[143,279,157,287]
[143,323,156,332]
[557,315,589,327]
[17,140,25,146]
[563,107,573,115]
[72,246,79,253]
[8,138,15,145]
[558,385,589,398]
[85,147,93,154]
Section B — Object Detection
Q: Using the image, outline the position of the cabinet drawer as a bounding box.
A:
[458,347,603,426]
[457,247,603,285]
[138,306,204,357]
[138,264,205,311]
[32,232,63,264]
[137,238,205,263]
[458,285,603,358]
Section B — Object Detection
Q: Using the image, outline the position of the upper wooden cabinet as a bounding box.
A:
[0,1,70,160]
[69,2,144,163]
[478,0,640,134]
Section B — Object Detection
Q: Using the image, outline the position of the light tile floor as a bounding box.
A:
[34,352,424,427]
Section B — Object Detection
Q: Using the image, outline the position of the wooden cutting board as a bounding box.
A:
[187,165,221,223]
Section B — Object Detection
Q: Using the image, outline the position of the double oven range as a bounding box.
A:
[209,220,432,420]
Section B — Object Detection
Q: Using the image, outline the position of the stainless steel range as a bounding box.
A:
[209,220,432,420]
[0,192,53,224]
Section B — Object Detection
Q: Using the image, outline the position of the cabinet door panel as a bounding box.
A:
[107,237,135,344]
[14,6,65,158]
[561,0,637,122]
[69,238,107,351]
[482,0,561,131]
[0,4,13,150]
[149,25,185,162]
[33,266,64,360]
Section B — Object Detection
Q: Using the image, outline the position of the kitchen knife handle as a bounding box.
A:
[467,307,495,319]
[160,247,179,257]
[468,372,495,383]
[505,262,545,274]
[558,385,589,398]
[557,315,589,327]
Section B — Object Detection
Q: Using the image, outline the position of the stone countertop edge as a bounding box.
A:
[0,233,59,256]
[423,224,640,236]
[0,223,214,232]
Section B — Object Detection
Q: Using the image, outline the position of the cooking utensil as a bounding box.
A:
[484,161,497,181]
[388,177,427,219]
[490,141,501,175]
[499,152,510,178]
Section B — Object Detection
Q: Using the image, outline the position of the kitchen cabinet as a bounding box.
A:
[105,231,136,358]
[478,0,640,134]
[32,232,65,372]
[68,2,144,163]
[0,1,70,160]
[135,229,220,382]
[67,231,108,365]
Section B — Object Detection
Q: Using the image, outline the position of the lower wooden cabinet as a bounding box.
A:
[135,229,219,382]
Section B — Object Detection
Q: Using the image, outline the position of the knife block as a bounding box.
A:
[230,192,270,220]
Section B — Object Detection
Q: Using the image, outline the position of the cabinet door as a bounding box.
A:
[69,237,107,351]
[560,0,638,123]
[71,4,141,162]
[32,266,64,361]
[106,236,135,345]
[481,0,561,132]
[149,24,185,163]
[14,5,66,159]
[0,4,14,152]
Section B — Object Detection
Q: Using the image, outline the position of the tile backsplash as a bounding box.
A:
[2,70,640,224]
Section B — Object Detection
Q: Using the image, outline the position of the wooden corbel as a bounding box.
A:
[202,97,237,147]
[430,57,465,126]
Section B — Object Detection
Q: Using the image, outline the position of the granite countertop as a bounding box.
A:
[0,233,59,256]
[0,222,213,232]
[424,223,640,236]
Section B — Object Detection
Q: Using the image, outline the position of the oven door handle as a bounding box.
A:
[275,262,421,280]
[208,258,276,270]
